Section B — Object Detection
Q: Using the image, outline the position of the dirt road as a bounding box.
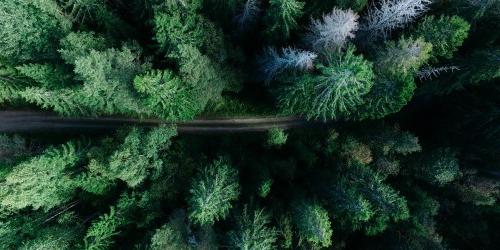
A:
[0,111,324,134]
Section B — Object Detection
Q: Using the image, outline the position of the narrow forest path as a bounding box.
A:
[0,111,327,134]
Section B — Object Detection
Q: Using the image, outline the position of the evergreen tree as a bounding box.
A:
[149,210,190,250]
[278,46,374,120]
[265,0,305,40]
[228,206,278,250]
[414,15,471,60]
[336,0,368,12]
[413,148,462,186]
[292,200,333,248]
[0,141,84,214]
[84,207,123,250]
[188,158,240,225]
[134,70,200,120]
[0,0,71,63]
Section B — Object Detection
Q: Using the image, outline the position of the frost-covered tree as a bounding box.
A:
[259,47,317,83]
[228,206,277,250]
[188,158,240,225]
[417,66,460,80]
[361,0,432,40]
[279,46,374,120]
[265,0,305,39]
[235,0,261,31]
[306,8,359,53]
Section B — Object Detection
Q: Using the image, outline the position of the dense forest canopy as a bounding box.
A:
[0,0,499,249]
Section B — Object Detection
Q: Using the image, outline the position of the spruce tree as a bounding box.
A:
[188,158,240,225]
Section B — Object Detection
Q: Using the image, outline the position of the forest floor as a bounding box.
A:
[0,111,327,134]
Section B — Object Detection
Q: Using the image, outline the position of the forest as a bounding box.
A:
[0,0,499,249]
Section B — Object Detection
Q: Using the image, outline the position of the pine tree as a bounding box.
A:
[336,0,368,12]
[16,63,72,89]
[264,0,305,40]
[292,200,333,248]
[414,15,470,60]
[0,141,84,214]
[149,210,190,250]
[413,148,462,186]
[84,207,123,250]
[375,37,433,76]
[58,31,108,65]
[153,1,227,61]
[0,134,28,170]
[266,128,288,147]
[228,206,277,250]
[176,44,241,110]
[133,70,199,120]
[278,46,374,120]
[188,158,240,225]
[106,126,177,187]
[0,0,70,63]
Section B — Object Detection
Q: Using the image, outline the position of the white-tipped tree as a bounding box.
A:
[235,0,261,31]
[361,0,432,40]
[306,8,359,53]
[259,47,317,83]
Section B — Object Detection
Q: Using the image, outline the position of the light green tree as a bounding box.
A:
[188,158,240,225]
[228,206,277,250]
[292,201,333,248]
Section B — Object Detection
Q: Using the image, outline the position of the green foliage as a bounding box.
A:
[228,206,278,250]
[153,2,226,61]
[414,148,462,186]
[73,47,146,116]
[375,37,433,76]
[0,141,83,213]
[330,163,410,235]
[0,0,70,63]
[149,211,190,250]
[292,201,333,248]
[104,126,177,187]
[16,63,71,88]
[0,134,28,170]
[176,44,240,112]
[265,0,305,40]
[279,46,374,120]
[455,170,500,206]
[134,70,198,120]
[414,15,470,60]
[188,158,240,225]
[266,128,288,147]
[84,207,123,250]
[58,31,108,65]
[336,0,368,12]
